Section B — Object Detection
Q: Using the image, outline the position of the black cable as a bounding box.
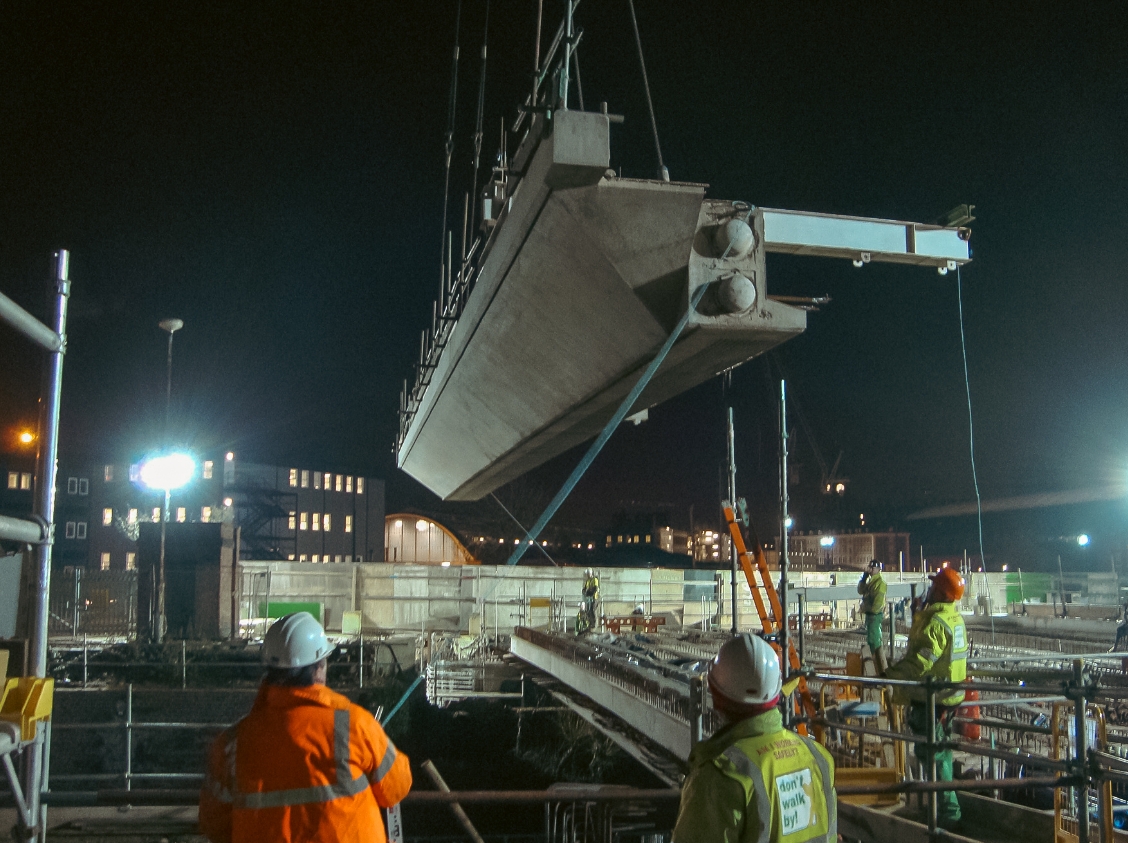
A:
[627,0,667,181]
[439,0,463,270]
[470,0,491,234]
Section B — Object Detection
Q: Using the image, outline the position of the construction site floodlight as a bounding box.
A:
[1078,534,1091,547]
[139,453,196,492]
[819,536,835,547]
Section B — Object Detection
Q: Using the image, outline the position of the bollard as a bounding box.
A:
[926,683,938,833]
[125,684,133,793]
[1073,659,1089,843]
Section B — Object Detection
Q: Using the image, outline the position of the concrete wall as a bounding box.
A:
[236,562,930,635]
[236,560,1126,636]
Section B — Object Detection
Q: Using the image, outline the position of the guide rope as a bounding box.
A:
[957,264,993,643]
[627,0,668,181]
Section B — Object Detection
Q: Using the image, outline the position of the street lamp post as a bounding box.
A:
[140,453,195,642]
[152,317,184,643]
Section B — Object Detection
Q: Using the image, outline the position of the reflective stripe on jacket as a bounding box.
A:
[673,709,836,843]
[198,682,412,843]
[857,573,887,615]
[885,601,968,705]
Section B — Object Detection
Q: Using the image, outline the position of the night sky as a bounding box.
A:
[2,2,1126,539]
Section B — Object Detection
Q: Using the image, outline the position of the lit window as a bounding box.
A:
[176,507,186,523]
[201,506,212,522]
[288,511,296,530]
[287,554,295,561]
[345,515,353,534]
[633,535,639,543]
[335,475,342,492]
[645,535,651,543]
[67,477,77,494]
[312,513,321,531]
[300,512,308,530]
[314,472,322,490]
[104,464,114,482]
[128,508,137,525]
[76,522,86,539]
[65,522,75,539]
[324,473,333,490]
[617,536,622,543]
[289,468,298,487]
[312,554,320,563]
[21,473,32,490]
[103,508,113,526]
[346,476,353,492]
[301,470,309,488]
[356,477,364,494]
[78,478,88,495]
[203,460,214,480]
[323,513,331,532]
[100,552,111,571]
[126,552,136,571]
[7,472,17,489]
[152,507,161,521]
[335,555,342,563]
[299,554,308,562]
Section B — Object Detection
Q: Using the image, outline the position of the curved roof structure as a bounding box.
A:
[384,514,479,566]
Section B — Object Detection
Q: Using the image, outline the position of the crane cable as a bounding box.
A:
[469,0,491,234]
[439,0,463,273]
[627,0,669,182]
[957,264,993,644]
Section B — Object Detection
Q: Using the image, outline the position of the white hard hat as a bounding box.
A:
[585,568,594,577]
[263,612,334,668]
[709,633,782,706]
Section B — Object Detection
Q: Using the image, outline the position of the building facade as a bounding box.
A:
[787,531,911,572]
[3,452,384,571]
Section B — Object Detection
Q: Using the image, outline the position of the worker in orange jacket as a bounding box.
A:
[199,612,412,843]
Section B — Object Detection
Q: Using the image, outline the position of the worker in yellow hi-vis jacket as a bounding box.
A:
[674,634,836,843]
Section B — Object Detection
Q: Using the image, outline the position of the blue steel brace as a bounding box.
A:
[505,283,710,566]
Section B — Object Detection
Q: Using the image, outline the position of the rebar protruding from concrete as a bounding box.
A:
[421,759,486,843]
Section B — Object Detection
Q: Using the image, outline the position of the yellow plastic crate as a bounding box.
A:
[0,678,54,742]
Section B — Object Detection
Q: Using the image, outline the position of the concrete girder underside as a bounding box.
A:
[397,109,806,501]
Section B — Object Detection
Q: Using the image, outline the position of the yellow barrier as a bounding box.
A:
[0,677,54,742]
[1051,701,1117,843]
[817,678,904,807]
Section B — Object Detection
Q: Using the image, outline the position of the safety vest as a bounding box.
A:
[583,575,599,599]
[888,601,968,706]
[858,572,886,615]
[718,731,837,843]
[199,682,412,843]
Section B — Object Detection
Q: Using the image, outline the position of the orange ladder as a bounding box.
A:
[721,502,818,728]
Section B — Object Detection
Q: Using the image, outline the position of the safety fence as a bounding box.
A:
[48,569,137,638]
[805,661,1128,842]
[47,636,408,689]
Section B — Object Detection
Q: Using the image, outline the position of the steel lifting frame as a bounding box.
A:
[721,503,818,728]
